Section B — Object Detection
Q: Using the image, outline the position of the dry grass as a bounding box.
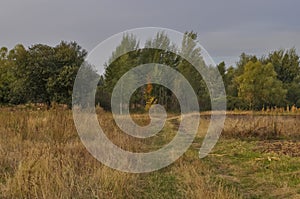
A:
[221,114,300,139]
[0,108,138,198]
[0,107,240,199]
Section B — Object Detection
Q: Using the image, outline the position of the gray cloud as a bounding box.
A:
[1,0,299,66]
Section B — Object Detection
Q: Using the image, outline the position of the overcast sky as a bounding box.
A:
[1,0,300,66]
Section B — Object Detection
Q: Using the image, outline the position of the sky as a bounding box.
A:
[1,0,300,66]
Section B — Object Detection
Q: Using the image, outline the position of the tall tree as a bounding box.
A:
[177,31,210,110]
[236,53,258,76]
[236,61,287,109]
[142,32,180,110]
[0,47,14,103]
[4,42,87,106]
[262,48,300,105]
[47,41,87,106]
[263,48,300,84]
[8,44,29,104]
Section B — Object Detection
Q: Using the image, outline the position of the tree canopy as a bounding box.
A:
[0,33,299,111]
[0,41,87,107]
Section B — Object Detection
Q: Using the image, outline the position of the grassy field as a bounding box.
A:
[0,106,299,198]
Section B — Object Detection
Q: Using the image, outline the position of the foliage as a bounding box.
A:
[262,48,300,84]
[0,41,87,106]
[236,61,287,109]
[101,31,212,112]
[0,33,299,111]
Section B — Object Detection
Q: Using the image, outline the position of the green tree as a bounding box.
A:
[142,32,180,110]
[0,47,14,103]
[101,34,140,111]
[47,42,87,106]
[236,61,287,109]
[262,48,300,106]
[236,53,258,76]
[263,48,300,84]
[104,34,139,93]
[217,61,226,79]
[177,31,210,110]
[7,44,28,104]
[6,42,87,106]
[286,75,300,106]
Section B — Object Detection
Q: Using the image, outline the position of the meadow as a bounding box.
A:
[0,106,299,198]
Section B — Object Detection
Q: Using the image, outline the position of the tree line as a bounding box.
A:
[0,32,299,111]
[99,32,300,111]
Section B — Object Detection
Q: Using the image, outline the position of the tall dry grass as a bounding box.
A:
[0,107,240,199]
[222,114,300,139]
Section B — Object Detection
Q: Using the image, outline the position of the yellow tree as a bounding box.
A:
[144,78,157,111]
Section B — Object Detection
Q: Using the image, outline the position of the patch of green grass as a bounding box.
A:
[202,139,300,198]
[135,172,182,199]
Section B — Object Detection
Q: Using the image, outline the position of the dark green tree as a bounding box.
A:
[263,48,300,84]
[47,42,87,106]
[8,44,29,104]
[261,48,300,106]
[0,47,14,103]
[3,42,87,106]
[177,31,210,110]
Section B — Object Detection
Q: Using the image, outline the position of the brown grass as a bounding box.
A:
[221,114,300,139]
[0,107,240,199]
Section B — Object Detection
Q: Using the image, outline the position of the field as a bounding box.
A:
[0,106,300,198]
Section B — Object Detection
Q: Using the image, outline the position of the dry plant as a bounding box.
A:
[220,114,300,140]
[0,107,240,199]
